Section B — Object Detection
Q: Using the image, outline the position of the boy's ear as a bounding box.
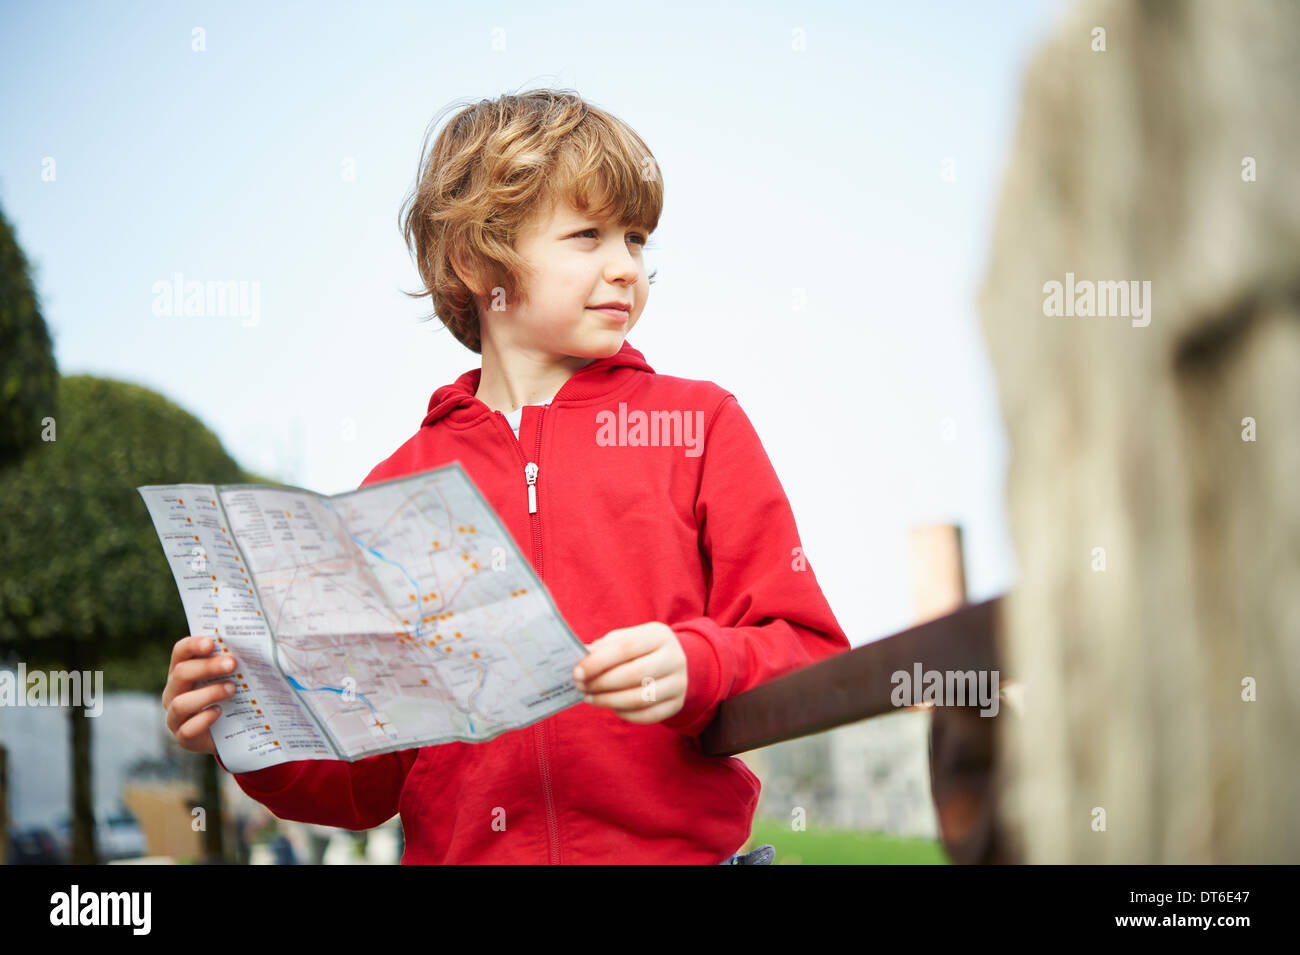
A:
[449,250,486,298]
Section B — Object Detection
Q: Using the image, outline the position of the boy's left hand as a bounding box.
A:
[573,622,687,724]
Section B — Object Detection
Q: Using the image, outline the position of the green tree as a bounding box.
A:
[0,200,58,861]
[0,205,58,468]
[0,374,261,863]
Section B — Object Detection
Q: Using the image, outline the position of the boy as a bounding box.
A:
[162,89,850,864]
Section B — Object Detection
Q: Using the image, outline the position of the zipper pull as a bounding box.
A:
[525,462,538,514]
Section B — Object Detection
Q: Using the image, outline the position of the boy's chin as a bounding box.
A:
[567,330,628,358]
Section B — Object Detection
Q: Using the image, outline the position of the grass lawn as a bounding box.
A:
[737,818,950,864]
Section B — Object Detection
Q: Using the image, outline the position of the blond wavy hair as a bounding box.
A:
[398,89,663,354]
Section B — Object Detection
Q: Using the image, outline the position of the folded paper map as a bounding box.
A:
[138,462,586,773]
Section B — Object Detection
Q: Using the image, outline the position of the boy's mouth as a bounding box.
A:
[587,304,630,323]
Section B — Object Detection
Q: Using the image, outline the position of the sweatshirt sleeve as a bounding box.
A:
[661,394,851,737]
[213,460,419,830]
[217,748,419,831]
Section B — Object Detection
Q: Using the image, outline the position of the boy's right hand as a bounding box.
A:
[162,635,239,757]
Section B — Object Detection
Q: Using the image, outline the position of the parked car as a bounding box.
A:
[54,807,148,862]
[6,825,68,865]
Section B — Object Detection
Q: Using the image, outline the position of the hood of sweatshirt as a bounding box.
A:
[421,338,657,429]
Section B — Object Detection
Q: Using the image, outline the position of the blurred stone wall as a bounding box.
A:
[745,709,938,839]
[979,0,1300,861]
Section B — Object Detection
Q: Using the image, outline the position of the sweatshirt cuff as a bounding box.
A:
[215,750,302,793]
[661,617,724,736]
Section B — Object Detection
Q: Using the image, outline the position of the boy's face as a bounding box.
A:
[480,195,650,358]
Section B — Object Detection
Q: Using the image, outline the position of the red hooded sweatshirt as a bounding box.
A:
[217,339,850,863]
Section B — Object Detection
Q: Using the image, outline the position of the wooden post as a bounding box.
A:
[909,524,967,623]
[911,524,1020,864]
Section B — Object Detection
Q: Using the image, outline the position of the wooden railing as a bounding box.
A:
[699,595,1019,863]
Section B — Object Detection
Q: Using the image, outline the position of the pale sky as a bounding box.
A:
[1,0,1073,646]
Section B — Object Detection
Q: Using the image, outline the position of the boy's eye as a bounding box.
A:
[575,228,648,246]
